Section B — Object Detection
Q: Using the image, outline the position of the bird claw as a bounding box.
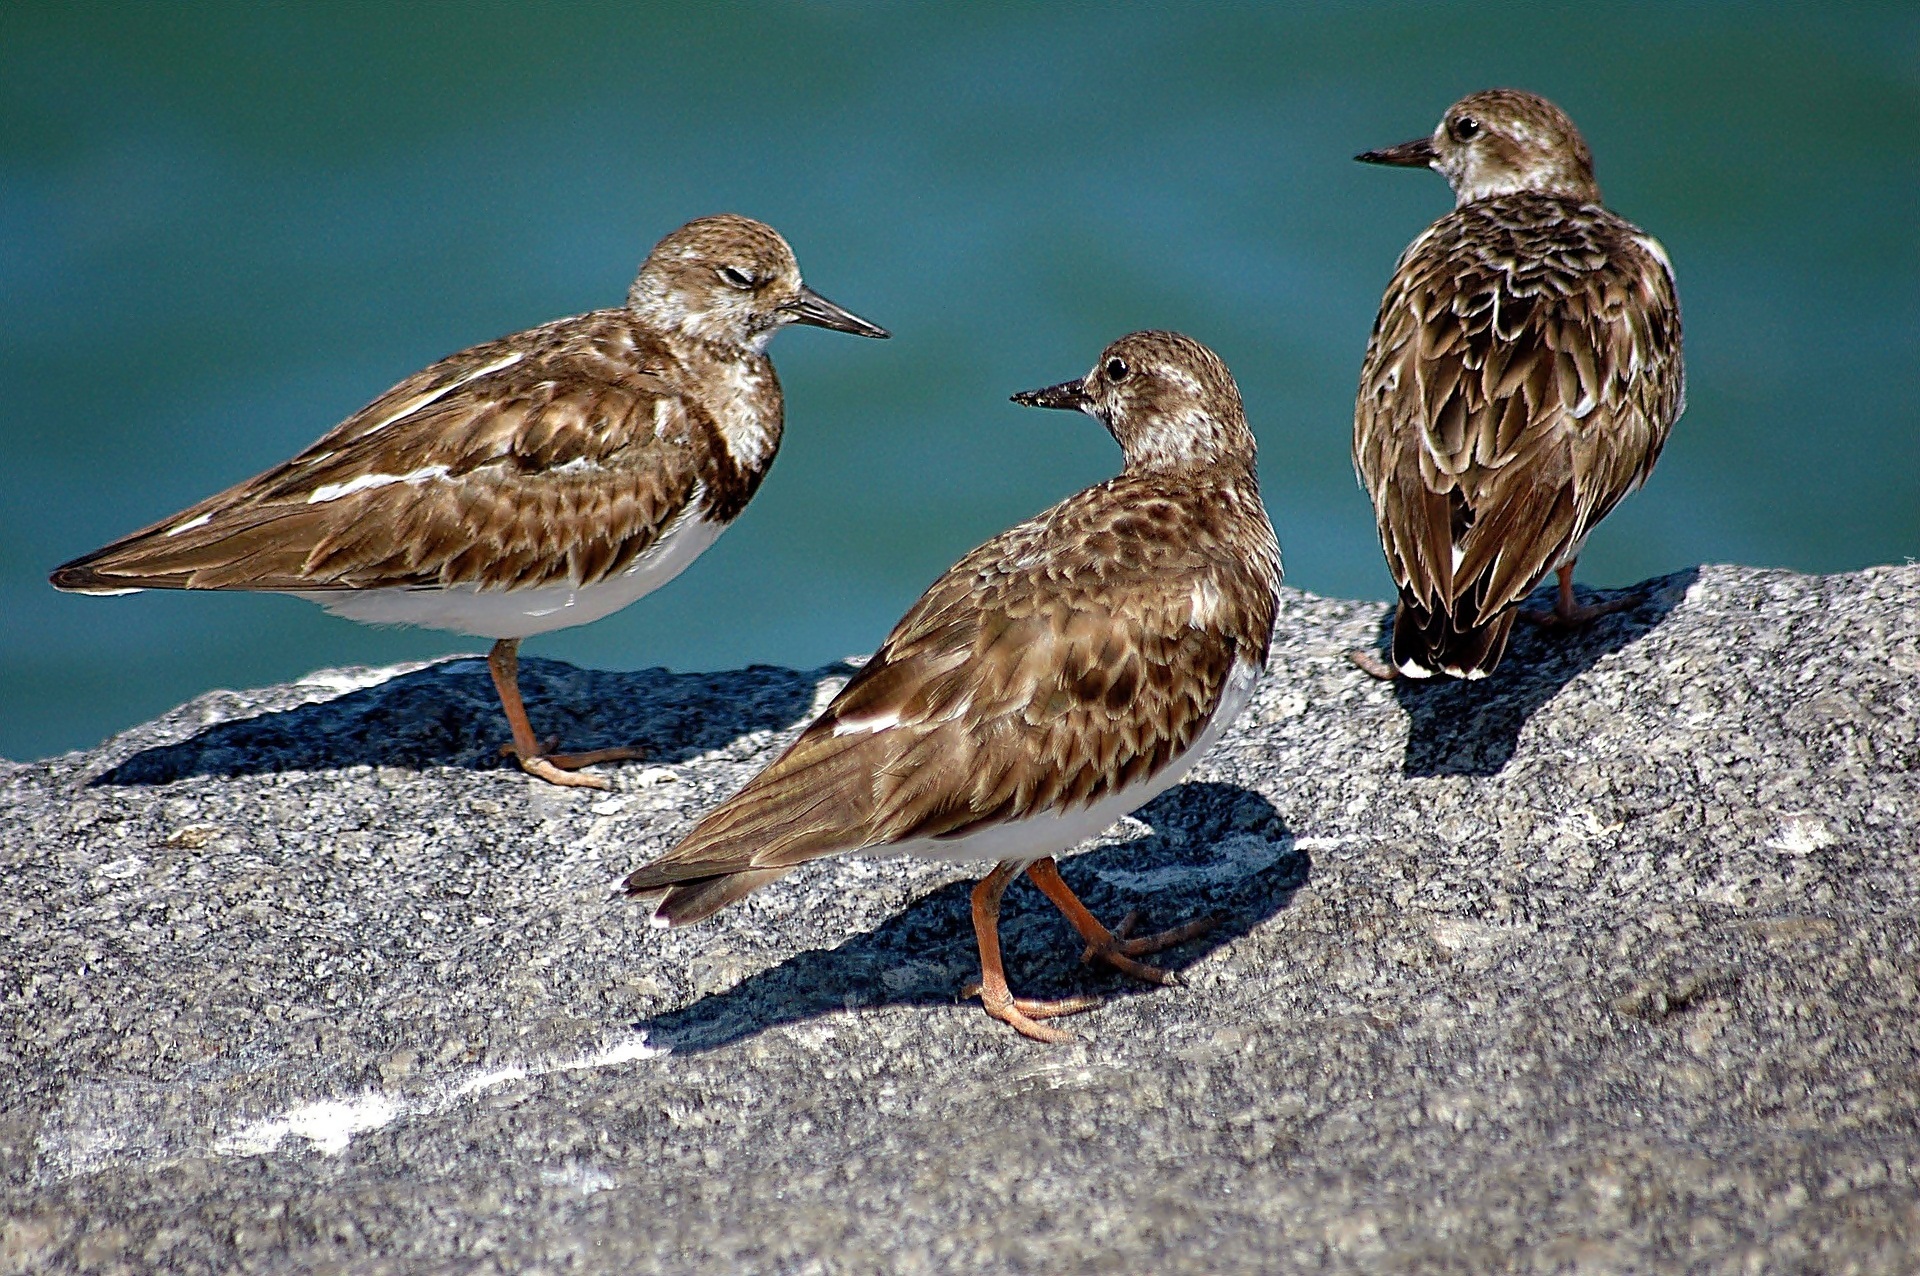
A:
[962,980,1100,1043]
[516,756,614,790]
[1080,911,1216,984]
[497,736,643,789]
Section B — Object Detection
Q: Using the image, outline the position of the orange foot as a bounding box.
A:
[486,638,643,789]
[499,737,647,789]
[960,978,1101,1044]
[1077,908,1217,984]
[1519,564,1643,630]
[1519,594,1641,628]
[965,859,1215,1044]
[1347,648,1400,681]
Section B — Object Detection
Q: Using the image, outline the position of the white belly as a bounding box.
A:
[873,657,1263,867]
[288,510,726,640]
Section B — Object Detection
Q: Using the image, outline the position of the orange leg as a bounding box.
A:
[1025,857,1214,984]
[1520,564,1641,629]
[1346,648,1400,681]
[487,639,643,790]
[962,861,1101,1043]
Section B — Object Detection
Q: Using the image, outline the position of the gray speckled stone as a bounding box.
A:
[3,564,1916,1274]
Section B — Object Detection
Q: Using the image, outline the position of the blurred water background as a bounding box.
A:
[3,3,1916,760]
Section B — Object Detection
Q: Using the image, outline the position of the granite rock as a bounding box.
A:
[2,564,1916,1273]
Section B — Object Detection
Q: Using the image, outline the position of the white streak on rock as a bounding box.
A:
[207,1035,666,1162]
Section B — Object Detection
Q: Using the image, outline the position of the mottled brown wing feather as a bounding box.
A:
[52,312,725,594]
[624,474,1279,917]
[1354,195,1683,664]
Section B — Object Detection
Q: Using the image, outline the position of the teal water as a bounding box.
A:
[4,3,1916,760]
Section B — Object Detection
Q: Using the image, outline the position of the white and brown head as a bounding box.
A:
[626,213,888,352]
[1012,330,1256,474]
[1358,89,1599,207]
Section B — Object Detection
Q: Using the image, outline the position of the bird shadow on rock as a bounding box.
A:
[89,656,844,787]
[1361,567,1699,778]
[634,780,1307,1054]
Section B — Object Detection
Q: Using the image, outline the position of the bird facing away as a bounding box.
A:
[1352,89,1684,679]
[624,332,1282,1042]
[50,214,888,787]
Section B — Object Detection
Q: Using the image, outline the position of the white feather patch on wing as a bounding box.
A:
[307,465,450,505]
[832,710,900,737]
[359,351,524,438]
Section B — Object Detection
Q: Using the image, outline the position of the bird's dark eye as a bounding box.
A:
[1104,357,1130,380]
[718,266,756,290]
[1450,115,1481,141]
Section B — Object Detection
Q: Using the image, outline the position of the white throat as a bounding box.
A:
[708,355,779,470]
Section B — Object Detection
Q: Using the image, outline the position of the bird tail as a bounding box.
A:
[621,732,888,927]
[48,557,147,595]
[1390,593,1514,680]
[623,866,794,928]
[49,544,162,593]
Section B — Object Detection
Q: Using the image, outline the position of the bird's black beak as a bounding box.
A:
[782,285,889,338]
[1010,378,1092,412]
[1356,136,1438,168]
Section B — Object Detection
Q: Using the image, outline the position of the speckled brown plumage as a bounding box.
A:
[51,213,887,786]
[52,316,771,595]
[639,466,1274,890]
[626,332,1282,1041]
[1354,90,1684,678]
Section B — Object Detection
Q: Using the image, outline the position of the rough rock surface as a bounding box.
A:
[3,563,1917,1274]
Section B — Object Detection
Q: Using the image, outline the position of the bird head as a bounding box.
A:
[1012,331,1255,474]
[627,214,888,352]
[1358,89,1599,207]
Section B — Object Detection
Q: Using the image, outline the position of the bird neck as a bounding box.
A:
[679,342,785,475]
[1118,416,1257,480]
[1453,167,1601,208]
[626,281,761,356]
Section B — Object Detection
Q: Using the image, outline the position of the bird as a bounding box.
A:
[624,331,1281,1042]
[50,213,888,787]
[1350,89,1684,680]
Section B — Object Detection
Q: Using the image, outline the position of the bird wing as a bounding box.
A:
[1354,198,1684,624]
[625,477,1279,893]
[52,312,723,594]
